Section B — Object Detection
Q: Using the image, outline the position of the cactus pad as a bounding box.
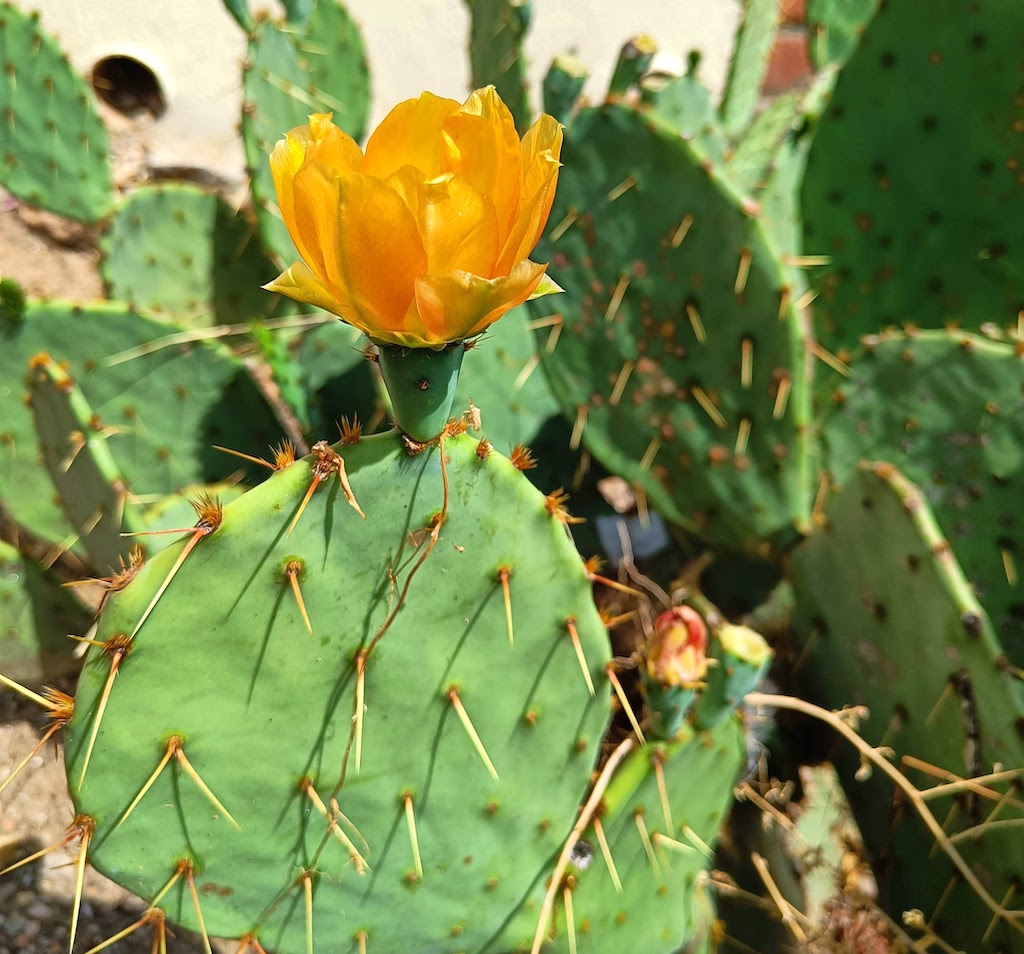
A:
[821,329,1024,665]
[531,104,812,551]
[0,540,85,685]
[719,0,779,140]
[802,0,1024,351]
[65,432,613,952]
[242,7,370,268]
[0,2,113,223]
[100,183,283,328]
[791,464,1024,953]
[465,0,532,133]
[0,301,279,548]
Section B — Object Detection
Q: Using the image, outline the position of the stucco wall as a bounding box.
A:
[24,0,740,181]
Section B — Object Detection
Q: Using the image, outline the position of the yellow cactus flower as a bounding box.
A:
[264,87,563,348]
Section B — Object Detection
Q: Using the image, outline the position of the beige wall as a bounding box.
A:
[26,0,739,181]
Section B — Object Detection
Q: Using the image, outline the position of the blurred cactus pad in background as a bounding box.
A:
[2,0,1024,952]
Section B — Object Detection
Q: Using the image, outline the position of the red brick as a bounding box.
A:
[780,0,806,22]
[762,30,813,93]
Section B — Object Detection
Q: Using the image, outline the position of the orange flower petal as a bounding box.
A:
[361,92,461,180]
[442,87,522,246]
[263,261,350,316]
[387,167,500,277]
[496,114,563,275]
[333,173,429,334]
[413,259,547,342]
[270,114,362,273]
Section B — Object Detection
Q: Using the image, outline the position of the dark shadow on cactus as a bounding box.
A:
[226,495,299,619]
[246,583,288,706]
[435,585,497,693]
[196,369,282,487]
[416,702,452,817]
[516,630,564,736]
[361,799,406,902]
[267,881,305,954]
[305,360,383,439]
[169,762,201,872]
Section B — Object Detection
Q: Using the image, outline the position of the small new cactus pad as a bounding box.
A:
[542,56,588,126]
[493,718,747,952]
[802,0,1024,351]
[465,0,533,132]
[724,89,804,196]
[100,183,283,328]
[242,6,370,268]
[719,0,779,140]
[0,2,113,223]
[0,301,279,547]
[28,355,145,570]
[820,329,1024,665]
[0,540,85,685]
[646,73,727,167]
[531,103,812,551]
[806,0,880,69]
[65,432,612,953]
[790,464,1024,953]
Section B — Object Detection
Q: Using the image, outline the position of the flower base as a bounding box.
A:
[374,341,466,443]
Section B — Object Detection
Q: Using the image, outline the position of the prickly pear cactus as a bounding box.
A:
[0,2,113,223]
[0,540,85,685]
[530,102,813,551]
[464,0,533,132]
[719,0,779,139]
[65,432,613,952]
[100,183,284,327]
[0,301,280,550]
[791,464,1024,954]
[802,0,1024,351]
[821,329,1024,666]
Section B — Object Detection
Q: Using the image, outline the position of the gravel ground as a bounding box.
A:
[0,689,214,954]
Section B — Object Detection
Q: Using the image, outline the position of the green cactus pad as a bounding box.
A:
[719,0,779,140]
[297,320,387,437]
[646,74,727,167]
[457,308,560,455]
[821,329,1024,665]
[65,432,613,953]
[802,0,1024,351]
[0,2,113,223]
[542,56,588,126]
[0,540,85,686]
[242,7,370,268]
[531,104,812,551]
[725,89,803,196]
[100,183,284,328]
[791,464,1024,953]
[494,718,746,953]
[465,0,533,132]
[28,355,145,570]
[806,0,879,69]
[0,301,279,550]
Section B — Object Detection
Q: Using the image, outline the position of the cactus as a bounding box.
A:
[100,183,285,328]
[529,101,813,551]
[0,300,281,550]
[63,431,614,952]
[0,540,85,686]
[790,463,1024,954]
[646,67,727,166]
[541,56,588,126]
[820,329,1024,665]
[241,4,371,268]
[719,0,780,139]
[465,0,533,133]
[802,0,1024,352]
[806,0,880,69]
[0,2,113,223]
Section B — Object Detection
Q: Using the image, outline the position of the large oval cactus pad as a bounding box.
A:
[65,432,612,953]
[532,105,812,551]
